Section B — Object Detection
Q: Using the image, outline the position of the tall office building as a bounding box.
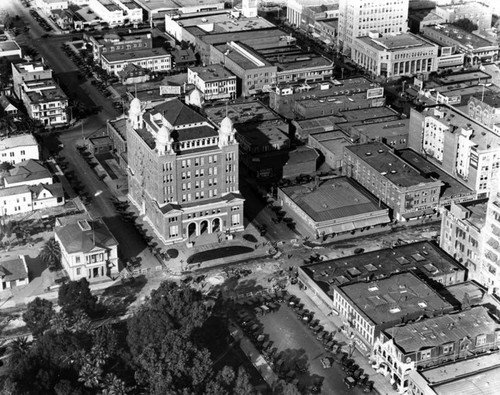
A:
[338,0,409,55]
[127,97,244,245]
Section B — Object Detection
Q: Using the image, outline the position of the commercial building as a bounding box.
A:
[307,130,352,169]
[408,104,500,197]
[101,47,172,76]
[286,0,337,31]
[350,119,410,150]
[350,33,439,78]
[373,306,500,393]
[434,0,493,32]
[126,97,244,244]
[107,117,128,169]
[35,0,68,13]
[0,134,39,165]
[88,0,142,26]
[278,176,390,239]
[338,0,409,55]
[187,65,237,101]
[481,190,500,295]
[343,142,443,221]
[55,218,119,281]
[0,256,29,291]
[467,93,500,129]
[421,24,499,65]
[85,31,153,62]
[282,146,319,179]
[0,41,22,59]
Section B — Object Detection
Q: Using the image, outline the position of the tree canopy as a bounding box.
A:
[58,278,98,317]
[451,18,478,33]
[23,297,54,337]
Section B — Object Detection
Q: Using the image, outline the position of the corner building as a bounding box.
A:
[126,98,244,245]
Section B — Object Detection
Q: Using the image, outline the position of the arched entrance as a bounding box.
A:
[200,220,209,235]
[212,218,220,233]
[188,222,197,237]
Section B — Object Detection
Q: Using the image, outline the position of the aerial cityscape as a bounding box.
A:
[0,0,499,393]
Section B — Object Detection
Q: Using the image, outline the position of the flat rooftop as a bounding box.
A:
[205,100,280,125]
[426,24,497,49]
[96,0,121,12]
[357,33,436,52]
[237,123,289,146]
[446,280,500,313]
[351,119,410,139]
[454,199,488,230]
[189,64,235,82]
[434,71,491,85]
[340,106,400,123]
[200,28,285,46]
[475,91,500,108]
[279,176,387,223]
[345,142,436,188]
[420,105,500,151]
[301,240,465,293]
[296,92,376,111]
[0,134,37,150]
[397,149,473,200]
[295,116,345,131]
[424,353,500,395]
[174,13,274,32]
[276,76,378,97]
[0,41,21,52]
[258,47,332,72]
[386,306,498,354]
[340,271,453,326]
[102,47,170,63]
[24,81,67,103]
[134,0,223,12]
[213,42,273,70]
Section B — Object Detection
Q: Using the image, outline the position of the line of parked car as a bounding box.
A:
[29,9,52,32]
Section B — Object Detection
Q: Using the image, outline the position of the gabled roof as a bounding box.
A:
[0,95,17,111]
[30,183,64,199]
[5,160,51,185]
[148,98,206,127]
[118,62,146,79]
[0,256,28,282]
[55,219,118,254]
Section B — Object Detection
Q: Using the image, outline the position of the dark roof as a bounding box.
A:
[118,63,146,79]
[30,183,64,199]
[55,219,118,254]
[0,256,28,282]
[148,98,206,127]
[6,160,51,184]
[285,146,319,166]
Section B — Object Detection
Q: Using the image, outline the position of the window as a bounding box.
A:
[420,350,431,360]
[76,268,81,275]
[476,334,487,346]
[169,225,179,237]
[75,256,81,264]
[231,213,240,226]
[442,343,454,354]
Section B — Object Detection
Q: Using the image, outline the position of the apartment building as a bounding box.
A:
[408,105,500,197]
[343,142,443,221]
[12,61,53,99]
[101,47,171,76]
[467,93,500,129]
[350,32,439,78]
[85,31,153,62]
[187,65,237,101]
[126,97,244,244]
[373,306,500,393]
[338,0,409,55]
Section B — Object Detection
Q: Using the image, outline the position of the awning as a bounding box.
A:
[353,216,390,229]
[402,208,434,219]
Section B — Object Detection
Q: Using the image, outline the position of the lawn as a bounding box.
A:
[259,305,365,395]
[187,246,253,264]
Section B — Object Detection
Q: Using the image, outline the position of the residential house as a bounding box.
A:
[0,255,29,291]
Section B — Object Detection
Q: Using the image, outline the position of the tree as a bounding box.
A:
[451,18,478,33]
[40,237,61,271]
[273,380,301,395]
[234,367,255,395]
[0,161,13,172]
[58,278,98,317]
[23,297,54,337]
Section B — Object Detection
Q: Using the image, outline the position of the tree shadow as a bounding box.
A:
[99,274,148,315]
[26,255,47,280]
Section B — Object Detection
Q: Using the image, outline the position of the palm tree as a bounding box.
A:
[40,237,61,271]
[9,336,31,356]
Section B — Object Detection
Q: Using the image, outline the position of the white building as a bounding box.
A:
[101,47,171,76]
[113,0,143,24]
[88,0,126,26]
[338,0,409,55]
[0,134,39,165]
[0,41,22,59]
[0,256,29,291]
[287,0,335,27]
[351,32,439,78]
[55,218,119,281]
[187,65,237,101]
[480,188,500,295]
[35,0,68,13]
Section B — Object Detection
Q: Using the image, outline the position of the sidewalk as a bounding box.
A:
[286,284,397,395]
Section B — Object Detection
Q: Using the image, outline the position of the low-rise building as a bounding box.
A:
[187,65,237,101]
[0,255,29,291]
[0,95,19,116]
[35,0,68,13]
[407,352,500,395]
[350,32,439,78]
[88,0,126,27]
[421,24,499,65]
[350,119,410,150]
[278,176,390,239]
[282,146,319,179]
[85,31,153,62]
[374,306,500,393]
[343,142,443,221]
[0,134,39,165]
[434,0,493,32]
[236,123,290,154]
[467,93,500,129]
[0,41,22,59]
[4,160,53,188]
[286,0,338,31]
[21,79,69,127]
[307,130,352,169]
[107,117,127,168]
[101,47,172,76]
[0,183,64,216]
[55,218,119,281]
[118,63,150,85]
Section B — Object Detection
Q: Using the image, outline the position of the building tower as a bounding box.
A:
[338,0,410,55]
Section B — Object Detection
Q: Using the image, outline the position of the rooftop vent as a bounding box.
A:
[77,220,91,231]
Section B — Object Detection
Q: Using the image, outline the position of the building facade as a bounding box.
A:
[126,97,244,244]
[101,48,172,76]
[12,61,53,99]
[350,33,439,78]
[343,142,443,221]
[55,218,119,281]
[480,190,500,295]
[338,0,409,55]
[187,65,237,101]
[0,134,39,165]
[467,94,500,129]
[373,306,500,393]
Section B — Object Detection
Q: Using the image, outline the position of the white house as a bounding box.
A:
[55,218,119,281]
[0,255,29,291]
[0,134,39,165]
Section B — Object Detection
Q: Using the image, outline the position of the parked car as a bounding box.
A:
[320,357,331,369]
[344,376,356,389]
[363,380,374,393]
